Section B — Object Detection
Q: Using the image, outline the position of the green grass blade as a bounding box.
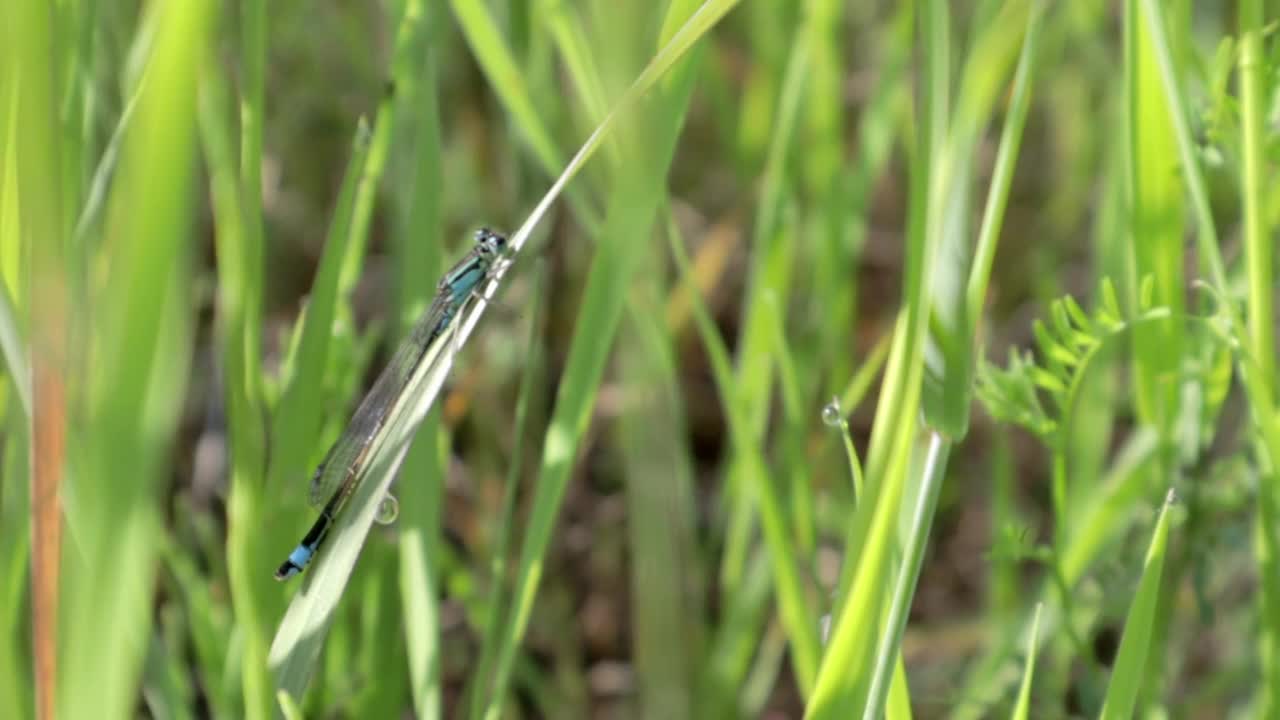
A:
[448,0,569,181]
[469,262,547,720]
[967,0,1044,335]
[268,320,472,699]
[392,9,447,716]
[481,3,728,713]
[922,0,1033,439]
[1009,604,1044,720]
[0,374,31,719]
[198,61,273,720]
[1237,0,1280,706]
[59,0,211,716]
[447,0,601,229]
[667,217,820,694]
[267,122,373,491]
[336,0,435,296]
[718,5,808,595]
[1098,490,1178,720]
[812,2,950,715]
[13,3,65,715]
[862,432,951,720]
[1124,0,1184,433]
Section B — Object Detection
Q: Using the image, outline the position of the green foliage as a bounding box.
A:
[5,0,1280,717]
[977,279,1129,440]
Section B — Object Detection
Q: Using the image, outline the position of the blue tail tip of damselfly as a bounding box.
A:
[274,545,313,581]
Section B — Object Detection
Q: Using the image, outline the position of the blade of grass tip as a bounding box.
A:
[1009,604,1044,720]
[952,429,1160,720]
[1098,490,1178,720]
[337,0,433,296]
[822,399,864,505]
[71,68,147,251]
[267,120,373,491]
[454,0,744,352]
[966,0,1044,334]
[838,332,891,418]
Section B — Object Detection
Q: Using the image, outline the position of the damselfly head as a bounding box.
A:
[475,228,508,258]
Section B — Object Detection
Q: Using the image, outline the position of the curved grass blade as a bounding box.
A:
[1010,604,1043,720]
[861,432,950,720]
[476,2,742,715]
[274,0,740,707]
[468,261,547,720]
[268,316,466,697]
[1097,490,1178,720]
[267,126,374,496]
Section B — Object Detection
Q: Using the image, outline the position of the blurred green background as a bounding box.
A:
[3,0,1280,717]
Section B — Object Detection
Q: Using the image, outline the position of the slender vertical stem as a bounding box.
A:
[1239,0,1280,709]
[15,0,64,717]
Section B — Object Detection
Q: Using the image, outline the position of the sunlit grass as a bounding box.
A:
[2,0,1279,717]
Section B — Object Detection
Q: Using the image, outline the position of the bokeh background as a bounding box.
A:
[3,0,1280,718]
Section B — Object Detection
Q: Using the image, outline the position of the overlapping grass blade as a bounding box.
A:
[1098,490,1178,719]
[667,215,820,696]
[58,0,212,716]
[469,262,546,720]
[809,1,951,714]
[862,432,950,720]
[392,8,447,716]
[269,320,466,699]
[477,1,739,714]
[267,122,373,492]
[198,56,272,718]
[1010,604,1043,720]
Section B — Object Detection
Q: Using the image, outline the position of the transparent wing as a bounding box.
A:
[307,289,459,508]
